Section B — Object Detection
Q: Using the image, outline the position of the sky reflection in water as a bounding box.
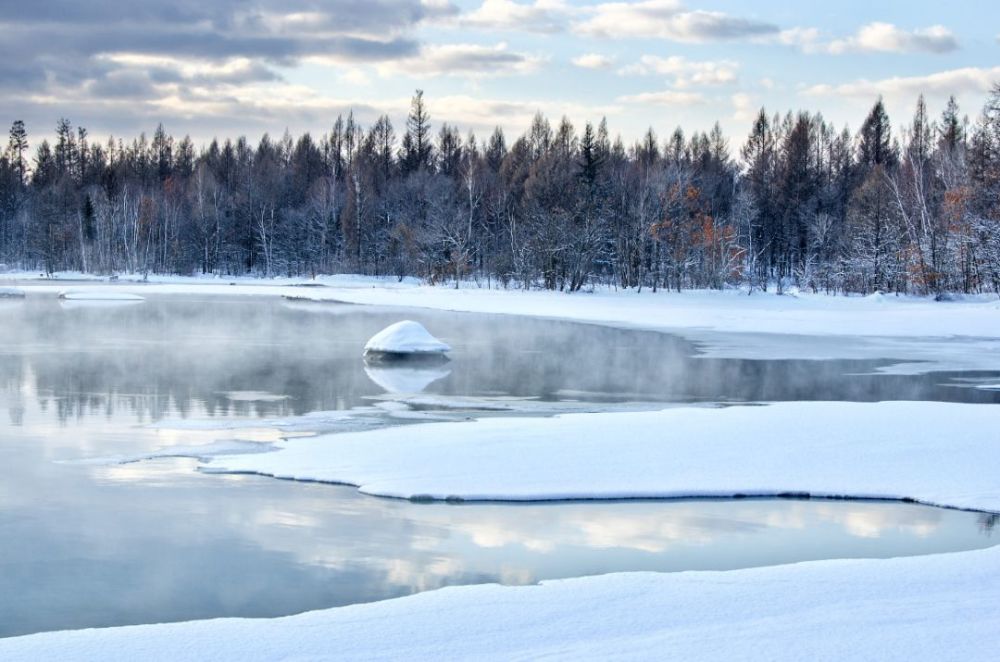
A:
[0,294,996,637]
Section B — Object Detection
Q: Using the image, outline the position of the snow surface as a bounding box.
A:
[363,320,451,356]
[65,440,276,466]
[0,286,25,298]
[2,544,998,661]
[57,289,145,301]
[205,401,1000,513]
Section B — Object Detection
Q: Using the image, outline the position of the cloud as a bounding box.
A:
[618,55,738,87]
[803,66,1000,99]
[827,23,959,54]
[572,54,616,70]
[459,0,570,33]
[0,0,468,136]
[575,0,779,43]
[373,42,543,78]
[616,90,707,106]
[780,23,958,55]
[731,92,755,122]
[0,1,456,102]
[426,94,623,133]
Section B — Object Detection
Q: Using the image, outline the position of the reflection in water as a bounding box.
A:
[0,457,993,639]
[1,293,999,638]
[3,294,1000,427]
[364,363,452,394]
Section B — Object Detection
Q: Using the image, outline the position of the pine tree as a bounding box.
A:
[7,120,28,185]
[401,90,433,174]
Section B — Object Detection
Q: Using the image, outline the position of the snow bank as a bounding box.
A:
[363,320,451,356]
[58,289,145,301]
[0,286,25,298]
[3,544,998,661]
[206,402,1000,512]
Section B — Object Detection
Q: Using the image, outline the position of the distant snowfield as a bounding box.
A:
[6,272,1000,658]
[7,271,1000,373]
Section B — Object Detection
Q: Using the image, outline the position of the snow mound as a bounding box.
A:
[363,320,450,357]
[0,286,25,298]
[58,289,145,302]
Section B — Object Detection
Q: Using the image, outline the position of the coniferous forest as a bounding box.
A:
[2,87,1000,295]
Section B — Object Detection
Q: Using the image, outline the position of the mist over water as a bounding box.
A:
[3,294,999,427]
[1,293,998,638]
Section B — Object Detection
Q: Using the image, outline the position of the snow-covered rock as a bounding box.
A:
[363,320,450,357]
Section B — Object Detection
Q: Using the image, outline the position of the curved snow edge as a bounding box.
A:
[198,467,999,514]
[202,402,1000,515]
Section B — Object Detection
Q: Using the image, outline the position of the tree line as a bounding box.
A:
[2,87,999,295]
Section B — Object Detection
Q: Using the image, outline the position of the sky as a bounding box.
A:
[2,0,999,149]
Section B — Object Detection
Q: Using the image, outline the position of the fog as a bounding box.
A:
[3,295,999,428]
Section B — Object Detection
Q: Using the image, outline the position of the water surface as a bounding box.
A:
[1,293,997,638]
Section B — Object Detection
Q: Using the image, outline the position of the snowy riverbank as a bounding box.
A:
[2,544,998,661]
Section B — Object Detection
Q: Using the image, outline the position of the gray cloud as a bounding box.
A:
[0,0,453,128]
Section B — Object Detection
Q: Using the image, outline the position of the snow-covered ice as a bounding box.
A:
[0,286,25,298]
[2,543,998,661]
[221,391,290,402]
[363,320,451,357]
[57,289,145,302]
[205,401,1000,513]
[65,440,276,466]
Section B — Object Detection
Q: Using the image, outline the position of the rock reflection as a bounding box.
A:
[364,363,452,394]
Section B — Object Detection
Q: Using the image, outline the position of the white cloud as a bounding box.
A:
[777,27,821,51]
[780,23,958,55]
[575,0,778,43]
[731,92,755,122]
[425,94,624,134]
[618,55,738,87]
[572,53,616,69]
[616,89,707,106]
[370,43,544,78]
[803,66,1000,99]
[460,0,570,33]
[828,22,958,54]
